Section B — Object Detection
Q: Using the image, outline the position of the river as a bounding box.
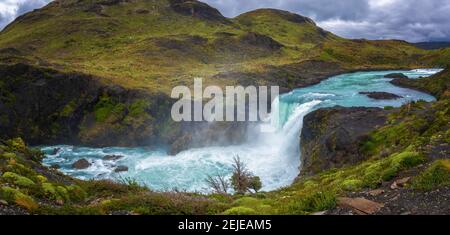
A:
[40,69,441,192]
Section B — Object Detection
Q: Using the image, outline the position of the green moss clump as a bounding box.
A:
[230,197,273,214]
[60,100,77,117]
[42,183,57,198]
[127,99,150,117]
[6,138,26,152]
[56,186,70,202]
[0,186,37,211]
[383,151,425,180]
[15,192,38,211]
[37,175,47,183]
[94,95,126,123]
[67,185,87,202]
[412,160,450,190]
[285,191,336,214]
[302,180,319,189]
[1,152,16,159]
[361,150,424,186]
[222,206,257,215]
[5,162,39,182]
[0,186,21,202]
[2,172,36,187]
[340,179,363,191]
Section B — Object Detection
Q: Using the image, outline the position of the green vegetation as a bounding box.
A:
[0,0,438,93]
[391,69,450,99]
[412,160,450,190]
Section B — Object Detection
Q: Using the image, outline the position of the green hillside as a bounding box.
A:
[0,0,435,92]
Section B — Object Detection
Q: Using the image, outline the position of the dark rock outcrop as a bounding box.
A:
[237,9,315,25]
[103,155,124,161]
[360,92,403,100]
[72,159,91,169]
[168,0,230,24]
[300,107,389,176]
[51,148,61,155]
[114,165,129,172]
[0,63,174,147]
[239,32,283,50]
[384,73,408,79]
[0,63,280,154]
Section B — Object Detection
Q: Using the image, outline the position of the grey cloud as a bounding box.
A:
[202,0,370,20]
[17,0,51,15]
[1,0,449,42]
[203,0,450,42]
[0,0,51,30]
[323,0,450,42]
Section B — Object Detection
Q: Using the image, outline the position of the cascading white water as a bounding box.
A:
[41,69,440,192]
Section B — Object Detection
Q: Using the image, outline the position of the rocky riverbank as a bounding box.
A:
[300,107,390,176]
[294,69,449,215]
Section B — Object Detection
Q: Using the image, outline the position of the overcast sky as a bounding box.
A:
[1,0,449,42]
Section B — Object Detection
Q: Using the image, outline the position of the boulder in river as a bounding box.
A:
[103,155,124,161]
[51,148,61,155]
[359,91,403,100]
[72,159,91,169]
[384,73,408,79]
[114,165,129,173]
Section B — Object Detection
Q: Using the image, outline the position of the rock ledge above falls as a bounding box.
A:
[300,106,390,176]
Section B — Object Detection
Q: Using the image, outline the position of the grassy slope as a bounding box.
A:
[0,0,434,93]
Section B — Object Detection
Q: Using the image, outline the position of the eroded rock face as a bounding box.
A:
[300,107,389,176]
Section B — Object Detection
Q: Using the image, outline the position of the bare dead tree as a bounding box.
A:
[205,174,230,194]
[206,155,262,195]
[231,156,262,194]
[231,156,251,194]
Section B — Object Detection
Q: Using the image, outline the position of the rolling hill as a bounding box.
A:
[0,0,437,92]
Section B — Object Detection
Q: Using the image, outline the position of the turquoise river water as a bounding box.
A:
[41,69,441,192]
